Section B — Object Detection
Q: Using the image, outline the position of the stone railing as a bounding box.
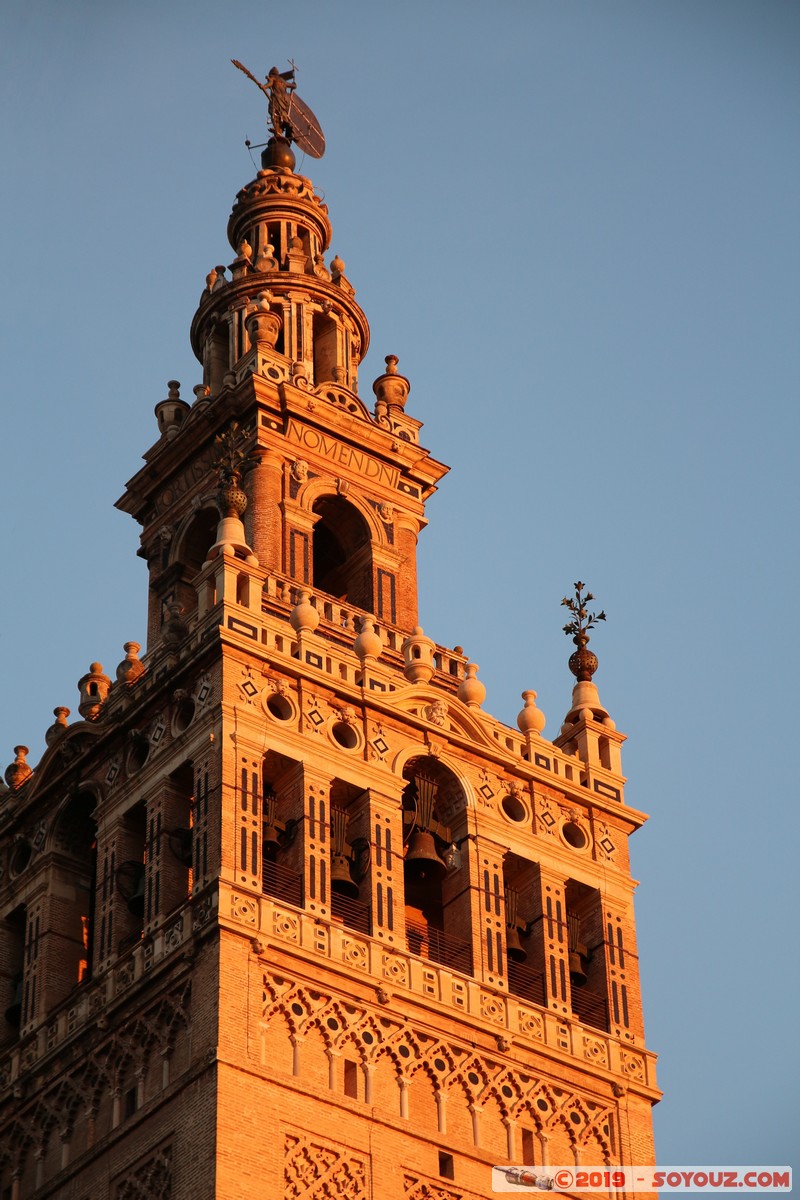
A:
[220,882,657,1095]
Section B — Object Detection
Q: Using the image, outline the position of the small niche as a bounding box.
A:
[126,734,150,775]
[343,1058,359,1099]
[9,841,32,877]
[173,696,195,734]
[266,693,293,721]
[501,792,527,823]
[562,821,588,850]
[331,721,358,750]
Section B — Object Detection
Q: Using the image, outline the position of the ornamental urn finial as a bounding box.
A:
[5,746,32,791]
[116,641,145,685]
[561,582,606,682]
[154,380,190,440]
[45,707,71,746]
[372,354,410,415]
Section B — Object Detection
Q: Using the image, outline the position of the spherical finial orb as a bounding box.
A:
[261,137,296,171]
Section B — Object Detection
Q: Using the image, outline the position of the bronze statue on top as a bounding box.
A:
[232,59,326,160]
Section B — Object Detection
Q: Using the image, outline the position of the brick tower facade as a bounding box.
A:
[0,110,659,1199]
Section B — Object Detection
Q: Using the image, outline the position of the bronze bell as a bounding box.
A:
[262,821,283,859]
[404,829,446,884]
[569,950,588,987]
[506,924,528,963]
[330,852,360,899]
[127,868,146,918]
[263,791,283,860]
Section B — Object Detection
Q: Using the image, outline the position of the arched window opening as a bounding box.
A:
[598,735,612,771]
[329,780,370,935]
[205,321,229,394]
[1,905,26,1040]
[273,305,286,356]
[298,227,313,267]
[116,802,147,953]
[402,757,471,976]
[503,853,545,1008]
[312,496,373,611]
[159,763,194,917]
[167,506,219,622]
[180,507,219,576]
[267,222,283,264]
[312,311,338,384]
[53,791,98,991]
[262,751,302,907]
[565,879,608,1032]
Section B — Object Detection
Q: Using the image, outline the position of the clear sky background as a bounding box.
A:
[1,0,798,1185]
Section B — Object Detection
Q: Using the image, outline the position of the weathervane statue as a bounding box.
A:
[231,59,326,160]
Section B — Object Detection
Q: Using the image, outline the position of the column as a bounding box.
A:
[246,448,284,571]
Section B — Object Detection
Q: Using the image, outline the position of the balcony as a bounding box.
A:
[507,959,546,1008]
[262,860,302,908]
[571,986,609,1033]
[405,920,473,976]
[330,891,371,935]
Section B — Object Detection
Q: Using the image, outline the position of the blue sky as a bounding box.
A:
[1,0,798,1183]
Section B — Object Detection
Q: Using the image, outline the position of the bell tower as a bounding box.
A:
[0,73,658,1200]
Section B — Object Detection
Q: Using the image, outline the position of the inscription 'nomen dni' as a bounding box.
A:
[286,419,399,488]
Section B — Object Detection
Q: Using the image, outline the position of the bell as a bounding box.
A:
[168,827,193,866]
[404,829,446,884]
[263,791,285,860]
[506,924,528,963]
[127,869,146,918]
[263,822,283,859]
[330,852,360,898]
[569,950,587,987]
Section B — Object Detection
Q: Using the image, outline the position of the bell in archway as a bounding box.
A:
[504,885,528,963]
[569,949,588,987]
[263,791,283,859]
[263,820,282,859]
[127,869,146,918]
[330,851,360,898]
[506,923,528,963]
[404,829,446,884]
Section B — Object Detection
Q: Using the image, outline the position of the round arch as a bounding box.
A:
[310,492,374,610]
[170,500,220,575]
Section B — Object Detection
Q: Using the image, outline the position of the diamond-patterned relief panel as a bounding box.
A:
[284,1131,369,1199]
[403,1173,469,1199]
[537,796,557,835]
[370,723,390,762]
[113,1144,172,1199]
[596,822,616,861]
